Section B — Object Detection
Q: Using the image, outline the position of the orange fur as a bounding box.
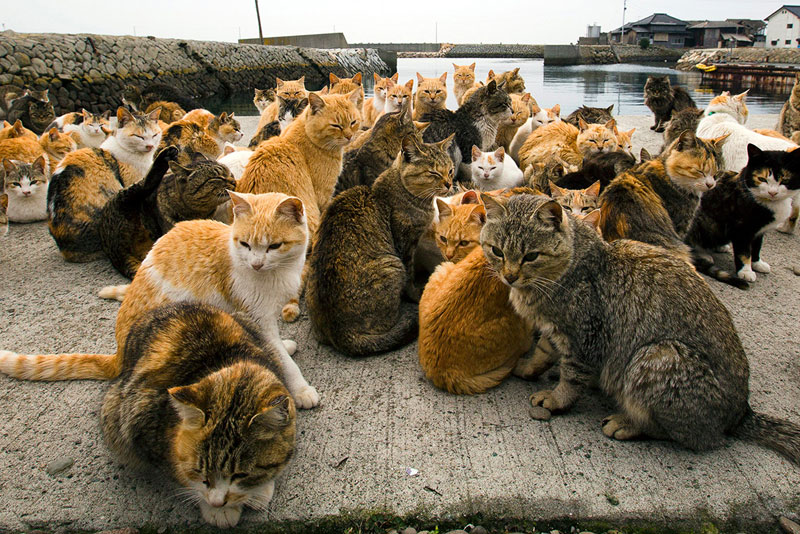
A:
[413,72,447,120]
[453,62,479,106]
[363,72,398,128]
[257,77,308,130]
[0,120,38,141]
[496,93,532,151]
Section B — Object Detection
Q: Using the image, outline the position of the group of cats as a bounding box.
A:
[1,65,799,528]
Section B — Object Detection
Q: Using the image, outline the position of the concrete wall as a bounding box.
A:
[350,43,441,53]
[240,33,348,49]
[766,9,800,48]
[677,46,800,70]
[0,31,391,115]
[545,44,683,65]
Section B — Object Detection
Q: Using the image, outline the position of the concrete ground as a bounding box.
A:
[1,114,799,533]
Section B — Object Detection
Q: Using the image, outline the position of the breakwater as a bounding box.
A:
[677,47,800,71]
[0,31,392,115]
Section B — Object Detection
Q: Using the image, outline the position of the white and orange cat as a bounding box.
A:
[470,146,524,191]
[413,72,448,120]
[385,79,414,114]
[508,103,561,164]
[363,73,398,127]
[0,191,320,410]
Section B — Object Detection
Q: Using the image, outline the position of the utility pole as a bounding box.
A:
[435,22,438,43]
[619,0,627,44]
[255,0,264,44]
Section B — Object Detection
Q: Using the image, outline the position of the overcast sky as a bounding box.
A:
[0,1,784,45]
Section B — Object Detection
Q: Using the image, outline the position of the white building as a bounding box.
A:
[765,5,800,48]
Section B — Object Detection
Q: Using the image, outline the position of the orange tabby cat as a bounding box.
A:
[238,91,361,321]
[257,77,308,130]
[363,73,398,127]
[386,79,414,114]
[0,119,38,140]
[614,126,636,156]
[453,62,479,106]
[413,72,448,120]
[145,100,186,123]
[329,72,365,115]
[496,93,533,152]
[39,128,78,165]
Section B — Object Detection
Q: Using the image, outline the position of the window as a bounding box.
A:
[789,24,794,29]
[787,40,792,45]
[773,40,779,45]
[654,32,669,42]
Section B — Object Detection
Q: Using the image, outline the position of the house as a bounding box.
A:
[765,5,800,48]
[687,20,754,48]
[610,13,690,48]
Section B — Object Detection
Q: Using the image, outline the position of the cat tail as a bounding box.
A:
[119,145,177,201]
[0,350,120,381]
[690,253,749,290]
[337,308,418,357]
[98,284,129,302]
[733,407,800,466]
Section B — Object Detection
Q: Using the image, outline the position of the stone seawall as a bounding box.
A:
[0,31,392,114]
[677,47,800,71]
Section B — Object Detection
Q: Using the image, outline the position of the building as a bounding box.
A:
[765,5,800,48]
[687,20,755,48]
[610,13,690,48]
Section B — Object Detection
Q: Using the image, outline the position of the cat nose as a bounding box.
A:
[251,261,264,271]
[208,489,227,508]
[769,190,778,197]
[504,273,519,285]
[145,145,154,151]
[704,178,715,190]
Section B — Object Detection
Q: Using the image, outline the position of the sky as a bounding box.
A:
[0,0,785,45]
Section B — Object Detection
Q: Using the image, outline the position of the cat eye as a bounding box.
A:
[350,120,357,126]
[268,242,282,250]
[330,124,343,130]
[239,241,251,249]
[134,135,144,139]
[459,240,470,247]
[439,236,447,243]
[523,252,539,263]
[491,246,504,258]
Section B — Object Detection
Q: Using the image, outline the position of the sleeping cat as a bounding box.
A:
[413,72,448,121]
[363,73,398,127]
[453,62,479,106]
[548,180,601,219]
[47,107,163,262]
[686,145,800,284]
[0,119,38,140]
[99,147,236,278]
[2,157,49,222]
[145,101,186,123]
[482,193,800,465]
[48,109,111,149]
[306,133,454,357]
[644,76,697,132]
[470,146,523,191]
[253,87,276,114]
[0,127,76,169]
[422,80,511,181]
[101,302,296,527]
[385,79,414,113]
[564,104,614,127]
[508,104,561,164]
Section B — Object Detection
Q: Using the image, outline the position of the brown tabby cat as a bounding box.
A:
[413,72,448,120]
[101,302,296,527]
[253,87,276,113]
[779,74,800,139]
[548,180,601,219]
[453,62,478,106]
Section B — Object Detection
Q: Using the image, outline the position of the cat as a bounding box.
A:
[253,87,276,113]
[686,145,800,284]
[548,180,601,219]
[306,133,454,357]
[7,90,55,134]
[563,104,614,127]
[249,96,309,148]
[663,107,704,149]
[614,126,636,156]
[145,101,186,123]
[336,102,423,194]
[139,82,200,111]
[556,150,638,191]
[385,79,414,113]
[218,148,254,180]
[413,72,448,121]
[453,62,478,106]
[121,85,143,111]
[0,192,7,237]
[470,146,524,191]
[486,68,526,94]
[363,73,398,127]
[257,77,308,131]
[779,74,800,139]
[434,190,486,262]
[481,192,800,465]
[2,156,49,222]
[99,147,236,278]
[182,110,243,151]
[697,90,797,172]
[508,104,561,164]
[422,80,512,181]
[599,131,728,258]
[329,72,365,116]
[644,76,697,132]
[0,119,38,140]
[47,109,112,149]
[101,302,296,528]
[47,107,163,262]
[159,120,221,159]
[0,127,73,170]
[495,93,532,152]
[0,84,25,116]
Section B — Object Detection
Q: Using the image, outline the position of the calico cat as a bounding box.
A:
[495,93,532,152]
[481,192,800,463]
[663,107,704,149]
[564,104,614,127]
[256,77,308,133]
[7,90,55,135]
[47,109,111,149]
[599,131,727,257]
[249,96,309,148]
[486,68,525,94]
[208,112,243,149]
[453,62,478,106]
[556,150,637,191]
[434,190,486,262]
[2,157,49,222]
[0,119,38,140]
[0,193,7,237]
[549,180,601,219]
[508,104,561,164]
[413,72,448,121]
[697,90,796,172]
[644,76,697,132]
[253,87,276,113]
[779,74,800,138]
[139,83,200,111]
[363,73,398,127]
[336,102,423,194]
[422,80,512,181]
[385,79,414,113]
[686,145,800,284]
[159,120,221,159]
[101,302,296,528]
[47,107,163,262]
[306,133,454,357]
[470,146,524,191]
[99,148,236,278]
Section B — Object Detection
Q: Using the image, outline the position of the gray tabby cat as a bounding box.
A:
[779,75,800,139]
[480,193,800,463]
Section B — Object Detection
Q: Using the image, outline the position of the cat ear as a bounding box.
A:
[470,204,487,225]
[275,78,285,88]
[413,121,430,134]
[116,106,134,127]
[640,147,652,161]
[373,73,381,83]
[438,72,447,84]
[32,155,47,175]
[494,147,505,162]
[487,69,495,81]
[521,93,532,103]
[168,160,190,177]
[147,107,162,122]
[298,76,305,86]
[436,198,452,219]
[604,119,616,131]
[537,200,567,231]
[48,127,60,141]
[581,209,602,230]
[480,192,508,220]
[416,72,424,83]
[218,112,228,122]
[308,93,326,115]
[352,72,362,85]
[606,104,614,113]
[437,133,456,153]
[746,143,764,162]
[625,127,635,137]
[404,79,414,90]
[2,158,16,176]
[461,190,479,205]
[318,86,329,95]
[391,72,399,83]
[228,190,253,218]
[676,130,697,151]
[2,120,10,127]
[402,134,423,162]
[81,108,91,119]
[585,181,601,198]
[346,88,361,106]
[471,145,482,162]
[276,196,305,224]
[512,67,520,76]
[551,104,561,116]
[734,89,749,101]
[578,117,589,132]
[548,180,565,196]
[708,132,731,150]
[487,80,498,94]
[249,395,293,439]
[469,62,476,71]
[168,385,206,428]
[329,73,340,86]
[452,63,459,70]
[102,110,112,119]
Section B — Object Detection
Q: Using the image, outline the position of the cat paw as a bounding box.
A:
[737,266,757,282]
[602,414,642,441]
[293,385,320,409]
[530,390,562,413]
[752,260,771,273]
[282,339,297,356]
[777,219,797,234]
[200,502,242,528]
[282,300,300,323]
